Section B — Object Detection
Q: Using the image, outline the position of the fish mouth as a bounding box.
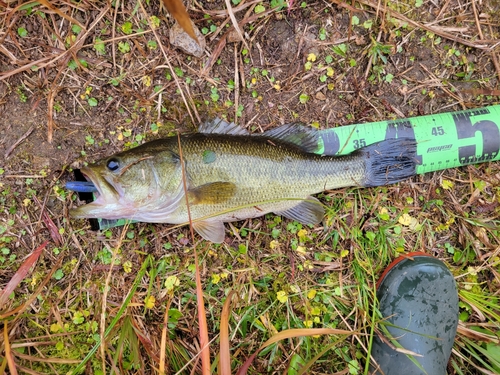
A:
[69,167,121,219]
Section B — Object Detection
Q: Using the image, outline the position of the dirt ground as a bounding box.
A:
[1,0,500,374]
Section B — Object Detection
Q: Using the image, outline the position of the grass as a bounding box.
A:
[1,0,500,374]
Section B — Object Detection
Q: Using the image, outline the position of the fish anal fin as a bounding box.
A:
[188,182,237,204]
[274,197,324,225]
[192,220,225,243]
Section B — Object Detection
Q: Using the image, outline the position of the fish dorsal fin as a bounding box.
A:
[261,124,321,154]
[192,220,226,243]
[199,118,249,135]
[188,182,237,204]
[274,197,324,225]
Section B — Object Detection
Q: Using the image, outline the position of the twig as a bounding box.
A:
[224,0,249,49]
[3,321,20,375]
[112,0,119,72]
[234,44,240,123]
[47,88,57,143]
[37,0,84,29]
[159,298,172,374]
[4,125,35,159]
[490,52,500,84]
[470,0,484,40]
[0,56,53,81]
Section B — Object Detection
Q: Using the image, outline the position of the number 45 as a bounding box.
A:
[432,126,445,136]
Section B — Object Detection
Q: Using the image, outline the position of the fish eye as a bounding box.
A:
[107,158,120,171]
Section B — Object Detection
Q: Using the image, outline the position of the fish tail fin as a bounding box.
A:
[361,138,418,187]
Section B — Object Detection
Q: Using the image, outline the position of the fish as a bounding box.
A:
[67,120,417,243]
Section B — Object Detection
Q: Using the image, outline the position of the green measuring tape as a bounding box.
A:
[95,105,500,230]
[318,104,500,174]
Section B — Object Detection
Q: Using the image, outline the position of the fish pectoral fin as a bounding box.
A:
[188,182,237,204]
[274,197,324,225]
[192,220,226,243]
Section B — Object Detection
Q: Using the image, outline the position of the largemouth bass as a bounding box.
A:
[68,121,417,242]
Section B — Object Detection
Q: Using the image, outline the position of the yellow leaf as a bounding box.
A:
[211,273,221,284]
[259,313,278,334]
[307,289,317,299]
[149,16,160,29]
[295,245,307,255]
[23,198,31,206]
[398,213,413,226]
[340,249,349,258]
[165,275,180,291]
[326,67,334,77]
[273,84,281,90]
[304,320,313,328]
[441,179,454,190]
[142,75,152,87]
[297,229,308,238]
[276,290,288,303]
[408,217,420,230]
[307,53,317,62]
[50,323,62,333]
[123,260,132,273]
[270,240,280,249]
[144,295,155,309]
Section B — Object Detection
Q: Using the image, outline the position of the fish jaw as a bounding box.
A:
[69,164,186,222]
[69,166,134,219]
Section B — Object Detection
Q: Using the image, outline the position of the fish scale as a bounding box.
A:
[173,134,366,222]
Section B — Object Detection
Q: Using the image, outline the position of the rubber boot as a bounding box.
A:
[370,252,459,375]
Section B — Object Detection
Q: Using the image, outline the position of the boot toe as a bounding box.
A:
[371,253,459,375]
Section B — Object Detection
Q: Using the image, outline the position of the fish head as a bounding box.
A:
[70,149,183,221]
